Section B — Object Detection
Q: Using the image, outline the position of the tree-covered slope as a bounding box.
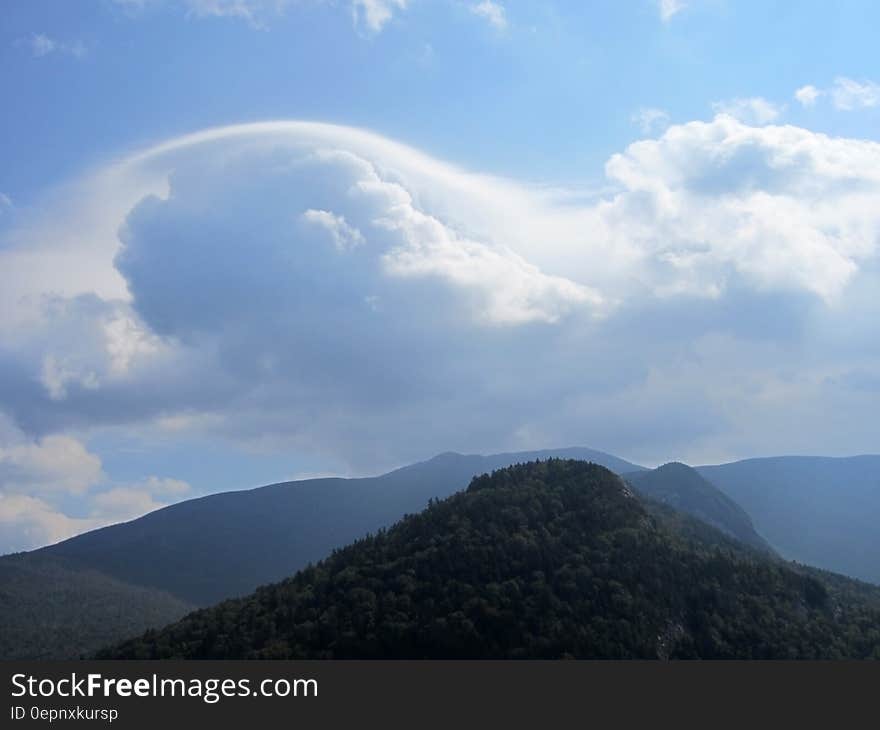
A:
[35,448,643,607]
[698,455,880,583]
[0,553,193,660]
[100,460,880,660]
[625,462,772,553]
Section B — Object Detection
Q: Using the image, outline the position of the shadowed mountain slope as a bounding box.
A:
[698,455,880,583]
[625,462,772,553]
[0,553,193,660]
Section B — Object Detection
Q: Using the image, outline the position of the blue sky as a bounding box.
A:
[1,0,880,553]
[4,1,880,197]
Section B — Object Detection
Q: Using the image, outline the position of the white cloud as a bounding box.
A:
[103,312,162,374]
[8,116,880,348]
[28,33,56,57]
[380,215,604,324]
[17,33,86,59]
[7,117,880,338]
[19,298,165,402]
[632,107,671,135]
[711,97,783,125]
[40,355,99,401]
[110,0,155,9]
[0,494,99,554]
[182,0,292,28]
[111,0,408,32]
[794,85,822,107]
[0,474,191,553]
[352,0,407,33]
[301,209,365,251]
[603,115,880,301]
[470,1,507,30]
[0,410,193,551]
[90,476,191,520]
[657,0,686,22]
[138,475,191,495]
[831,76,880,111]
[2,116,880,526]
[0,430,104,497]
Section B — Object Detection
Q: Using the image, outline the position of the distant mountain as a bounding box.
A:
[0,553,192,660]
[100,460,880,660]
[31,447,643,608]
[698,456,880,584]
[2,447,643,660]
[625,462,772,553]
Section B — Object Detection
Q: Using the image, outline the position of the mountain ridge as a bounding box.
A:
[625,462,772,553]
[30,447,645,606]
[99,460,880,660]
[697,455,880,583]
[6,446,879,660]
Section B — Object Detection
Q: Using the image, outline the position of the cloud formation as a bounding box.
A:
[2,116,880,551]
[0,412,192,552]
[90,476,191,521]
[657,0,686,23]
[470,1,507,30]
[794,85,821,107]
[632,107,671,135]
[831,77,880,111]
[0,431,103,498]
[16,33,86,59]
[302,209,366,251]
[111,0,408,32]
[0,494,98,555]
[711,97,782,125]
[791,78,880,111]
[351,0,408,33]
[182,0,293,28]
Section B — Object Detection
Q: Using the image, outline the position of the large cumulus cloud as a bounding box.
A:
[1,117,880,551]
[601,115,880,301]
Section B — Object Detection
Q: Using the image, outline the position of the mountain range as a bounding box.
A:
[100,460,880,660]
[697,456,880,584]
[625,462,772,553]
[33,447,644,606]
[1,446,878,659]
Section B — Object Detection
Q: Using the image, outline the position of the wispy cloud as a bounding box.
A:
[831,76,880,111]
[352,0,408,33]
[794,85,822,107]
[711,97,782,125]
[792,77,880,111]
[631,107,670,135]
[470,1,507,30]
[657,0,686,22]
[182,0,293,29]
[112,0,409,33]
[301,209,366,251]
[16,33,86,59]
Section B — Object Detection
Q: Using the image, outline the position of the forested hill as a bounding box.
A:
[0,554,192,660]
[625,462,772,553]
[101,460,880,660]
[34,447,643,607]
[2,448,642,660]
